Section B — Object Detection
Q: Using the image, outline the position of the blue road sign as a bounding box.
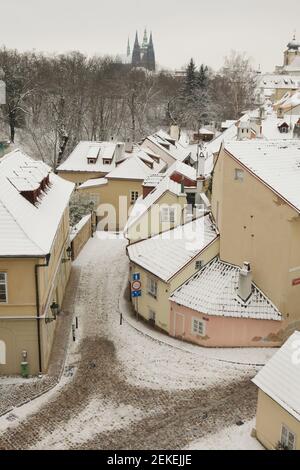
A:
[131,290,141,297]
[132,273,140,281]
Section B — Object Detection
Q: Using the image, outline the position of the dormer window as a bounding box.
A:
[86,146,100,164]
[278,122,289,133]
[103,159,112,165]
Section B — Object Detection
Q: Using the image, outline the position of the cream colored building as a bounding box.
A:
[127,216,219,332]
[0,150,74,375]
[57,140,125,185]
[211,140,300,339]
[125,176,188,243]
[252,331,300,450]
[78,154,160,231]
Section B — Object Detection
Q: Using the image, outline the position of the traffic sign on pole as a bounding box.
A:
[132,273,140,281]
[132,280,141,291]
[132,290,141,297]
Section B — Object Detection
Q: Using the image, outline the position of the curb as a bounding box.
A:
[118,275,270,368]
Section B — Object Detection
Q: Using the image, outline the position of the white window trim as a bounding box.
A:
[160,206,176,223]
[195,260,203,270]
[234,168,244,181]
[281,424,296,450]
[147,277,158,299]
[0,272,8,304]
[130,191,139,204]
[191,317,205,336]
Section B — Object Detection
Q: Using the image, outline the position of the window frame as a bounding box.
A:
[160,206,176,223]
[130,191,139,204]
[192,317,205,336]
[195,260,203,270]
[234,168,244,181]
[281,424,296,450]
[147,277,158,299]
[0,272,8,303]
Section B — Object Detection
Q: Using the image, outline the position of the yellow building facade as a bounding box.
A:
[0,150,74,376]
[212,141,300,338]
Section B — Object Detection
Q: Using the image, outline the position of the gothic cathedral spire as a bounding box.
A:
[132,31,141,67]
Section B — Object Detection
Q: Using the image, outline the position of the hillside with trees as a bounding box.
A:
[0,48,256,168]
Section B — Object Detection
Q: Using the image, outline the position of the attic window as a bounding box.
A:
[278,122,289,133]
[161,142,170,150]
[234,169,244,181]
[103,159,112,165]
[87,158,97,164]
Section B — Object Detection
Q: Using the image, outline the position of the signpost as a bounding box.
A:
[131,273,141,318]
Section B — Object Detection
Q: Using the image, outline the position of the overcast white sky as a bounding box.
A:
[1,0,299,72]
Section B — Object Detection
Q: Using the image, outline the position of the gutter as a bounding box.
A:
[34,253,51,373]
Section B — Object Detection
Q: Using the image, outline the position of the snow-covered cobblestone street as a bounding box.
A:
[0,236,269,450]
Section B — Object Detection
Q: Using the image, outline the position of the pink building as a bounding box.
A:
[169,257,283,348]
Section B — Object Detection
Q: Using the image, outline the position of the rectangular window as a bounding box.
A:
[87,158,96,164]
[103,159,111,165]
[130,191,139,204]
[281,425,296,450]
[195,260,203,270]
[160,207,175,223]
[147,277,158,299]
[0,272,8,303]
[234,168,244,181]
[192,317,205,336]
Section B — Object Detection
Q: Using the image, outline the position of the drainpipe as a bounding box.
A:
[34,253,51,373]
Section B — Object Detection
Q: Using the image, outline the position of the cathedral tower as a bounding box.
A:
[130,29,156,71]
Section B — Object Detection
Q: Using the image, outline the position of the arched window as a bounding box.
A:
[0,340,6,364]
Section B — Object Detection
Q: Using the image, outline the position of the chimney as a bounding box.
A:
[237,261,253,302]
[114,143,125,162]
[277,107,284,119]
[169,124,180,142]
[125,138,133,153]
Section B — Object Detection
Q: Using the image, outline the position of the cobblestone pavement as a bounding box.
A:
[0,236,259,450]
[0,267,81,417]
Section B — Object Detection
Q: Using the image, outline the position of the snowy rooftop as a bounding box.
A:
[170,257,282,321]
[70,214,91,241]
[277,90,300,110]
[57,141,120,173]
[164,160,196,182]
[127,215,219,281]
[261,112,300,139]
[117,146,166,173]
[221,120,237,129]
[146,130,191,162]
[106,154,155,180]
[0,149,74,256]
[142,174,165,187]
[224,140,300,213]
[78,177,108,190]
[205,113,250,157]
[252,331,300,421]
[124,176,183,232]
[258,74,300,89]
